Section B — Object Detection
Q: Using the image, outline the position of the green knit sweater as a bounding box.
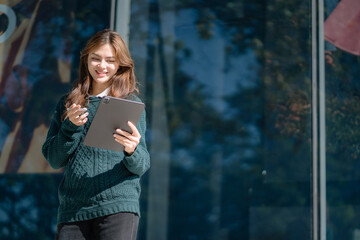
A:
[42,95,150,223]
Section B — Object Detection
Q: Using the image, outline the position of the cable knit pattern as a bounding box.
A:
[42,95,150,223]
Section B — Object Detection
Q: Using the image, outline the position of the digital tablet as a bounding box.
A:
[83,96,145,152]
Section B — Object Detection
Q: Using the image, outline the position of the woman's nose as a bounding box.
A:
[99,60,107,68]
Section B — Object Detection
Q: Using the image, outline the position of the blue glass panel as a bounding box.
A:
[0,0,110,238]
[129,0,313,239]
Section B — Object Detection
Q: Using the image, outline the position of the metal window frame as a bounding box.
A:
[313,0,326,239]
[110,0,131,45]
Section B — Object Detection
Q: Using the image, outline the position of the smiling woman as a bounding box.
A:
[42,29,150,240]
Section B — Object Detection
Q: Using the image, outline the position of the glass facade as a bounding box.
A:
[0,0,111,238]
[129,0,313,239]
[324,1,360,239]
[0,0,359,239]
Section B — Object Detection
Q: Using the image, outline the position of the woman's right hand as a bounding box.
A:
[66,104,88,126]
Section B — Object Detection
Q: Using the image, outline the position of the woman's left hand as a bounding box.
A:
[113,121,141,155]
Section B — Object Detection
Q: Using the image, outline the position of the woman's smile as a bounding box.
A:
[88,43,119,94]
[95,70,108,76]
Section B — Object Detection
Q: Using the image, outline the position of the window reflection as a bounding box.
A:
[130,0,312,239]
[5,0,358,239]
[0,0,110,239]
[324,1,360,239]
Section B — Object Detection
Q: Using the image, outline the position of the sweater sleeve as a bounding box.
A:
[123,109,151,176]
[42,97,84,169]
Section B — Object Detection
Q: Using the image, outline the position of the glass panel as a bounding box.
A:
[0,0,110,173]
[0,0,110,238]
[324,0,360,239]
[129,0,313,239]
[0,174,62,238]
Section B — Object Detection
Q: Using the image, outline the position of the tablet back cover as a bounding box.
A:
[83,96,145,152]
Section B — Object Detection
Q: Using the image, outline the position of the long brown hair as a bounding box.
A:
[62,29,138,120]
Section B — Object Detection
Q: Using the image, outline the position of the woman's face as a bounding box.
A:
[87,43,119,89]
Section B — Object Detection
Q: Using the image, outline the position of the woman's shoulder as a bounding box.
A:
[59,94,69,102]
[127,94,144,103]
[55,94,69,112]
[57,94,69,105]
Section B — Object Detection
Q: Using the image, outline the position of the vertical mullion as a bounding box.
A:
[115,0,131,45]
[312,0,318,239]
[318,0,327,239]
[110,0,116,30]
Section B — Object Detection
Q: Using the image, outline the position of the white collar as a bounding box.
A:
[95,87,111,97]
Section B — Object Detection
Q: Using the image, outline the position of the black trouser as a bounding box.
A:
[56,212,139,240]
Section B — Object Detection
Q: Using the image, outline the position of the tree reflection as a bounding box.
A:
[130,0,313,239]
[4,0,360,239]
[0,175,61,239]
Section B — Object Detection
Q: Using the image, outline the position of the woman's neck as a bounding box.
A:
[90,83,110,96]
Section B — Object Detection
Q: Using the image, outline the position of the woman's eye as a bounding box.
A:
[92,58,100,61]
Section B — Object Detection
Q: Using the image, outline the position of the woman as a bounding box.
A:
[42,29,150,240]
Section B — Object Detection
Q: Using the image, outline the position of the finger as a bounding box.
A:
[68,104,87,114]
[127,121,140,137]
[80,118,88,125]
[113,133,131,143]
[67,104,80,113]
[113,134,136,149]
[74,117,88,126]
[68,103,76,110]
[115,128,131,137]
[113,134,138,146]
[79,111,89,119]
[69,108,88,120]
[115,129,140,144]
[67,105,81,118]
[67,105,88,125]
[113,135,137,154]
[73,108,87,115]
